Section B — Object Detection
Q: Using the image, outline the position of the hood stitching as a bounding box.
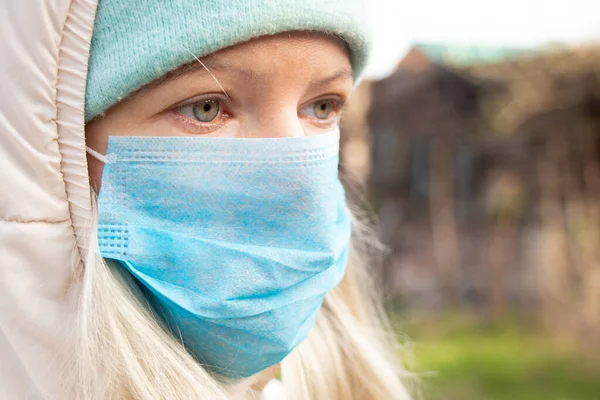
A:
[0,218,70,224]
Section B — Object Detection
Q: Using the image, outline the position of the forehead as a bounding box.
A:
[164,32,352,83]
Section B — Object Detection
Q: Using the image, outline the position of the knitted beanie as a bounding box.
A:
[85,0,371,122]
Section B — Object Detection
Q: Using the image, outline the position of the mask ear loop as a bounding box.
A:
[86,146,117,164]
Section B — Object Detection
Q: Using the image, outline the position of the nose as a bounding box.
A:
[245,107,305,138]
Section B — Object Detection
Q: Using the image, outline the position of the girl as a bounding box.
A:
[0,0,412,398]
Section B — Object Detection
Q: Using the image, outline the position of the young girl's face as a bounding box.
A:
[86,32,353,188]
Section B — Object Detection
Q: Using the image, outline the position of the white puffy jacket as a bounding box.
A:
[1,0,97,397]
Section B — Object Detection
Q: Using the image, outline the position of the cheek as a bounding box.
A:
[85,127,108,192]
[87,154,105,192]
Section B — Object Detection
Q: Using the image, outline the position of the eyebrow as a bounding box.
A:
[311,68,354,86]
[165,59,354,87]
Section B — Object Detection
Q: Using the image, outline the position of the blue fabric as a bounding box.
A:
[95,129,351,378]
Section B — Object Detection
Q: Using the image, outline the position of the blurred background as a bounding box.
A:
[344,1,600,399]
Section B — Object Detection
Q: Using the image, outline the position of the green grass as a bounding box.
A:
[394,313,600,400]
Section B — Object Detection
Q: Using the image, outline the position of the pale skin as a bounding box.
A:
[86,31,354,190]
[85,31,354,391]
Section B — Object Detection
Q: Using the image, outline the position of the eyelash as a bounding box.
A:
[299,98,346,124]
[169,95,346,135]
[169,94,232,135]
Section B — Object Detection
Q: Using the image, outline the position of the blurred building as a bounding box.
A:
[342,41,600,345]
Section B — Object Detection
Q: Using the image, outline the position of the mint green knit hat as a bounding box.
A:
[85,0,371,122]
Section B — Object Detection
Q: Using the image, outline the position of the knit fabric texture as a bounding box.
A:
[85,0,371,122]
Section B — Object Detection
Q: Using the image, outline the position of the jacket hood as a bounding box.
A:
[0,0,96,397]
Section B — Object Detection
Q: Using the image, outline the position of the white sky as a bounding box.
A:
[365,0,600,79]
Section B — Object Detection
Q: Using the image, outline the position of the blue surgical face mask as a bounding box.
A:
[88,129,351,379]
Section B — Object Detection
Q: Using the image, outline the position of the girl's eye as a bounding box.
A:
[177,99,222,122]
[313,100,334,119]
[301,98,342,121]
[193,99,220,122]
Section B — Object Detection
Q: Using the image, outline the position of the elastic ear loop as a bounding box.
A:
[86,146,117,164]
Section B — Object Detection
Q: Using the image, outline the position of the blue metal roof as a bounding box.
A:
[414,42,533,66]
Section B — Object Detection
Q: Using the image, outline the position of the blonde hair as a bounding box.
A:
[62,196,413,399]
